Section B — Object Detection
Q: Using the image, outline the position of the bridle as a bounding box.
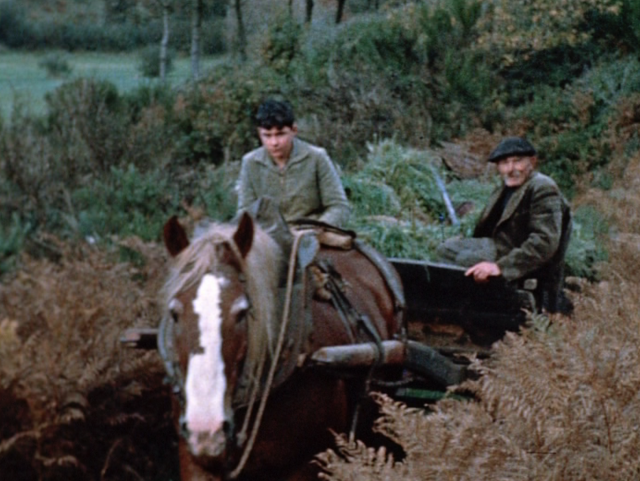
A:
[158,231,309,479]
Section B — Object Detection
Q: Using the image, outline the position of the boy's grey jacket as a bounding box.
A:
[474,171,572,287]
[237,138,350,227]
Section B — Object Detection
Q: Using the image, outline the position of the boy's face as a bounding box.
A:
[258,125,297,164]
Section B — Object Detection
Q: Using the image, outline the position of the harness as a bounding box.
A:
[158,219,404,479]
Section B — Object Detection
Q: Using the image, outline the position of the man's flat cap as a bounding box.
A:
[488,137,537,163]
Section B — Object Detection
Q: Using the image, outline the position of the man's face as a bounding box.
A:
[496,155,536,187]
[258,125,297,164]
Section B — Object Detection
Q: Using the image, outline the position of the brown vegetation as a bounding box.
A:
[0,237,178,480]
[317,157,640,480]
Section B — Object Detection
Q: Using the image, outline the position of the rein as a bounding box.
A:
[228,228,310,479]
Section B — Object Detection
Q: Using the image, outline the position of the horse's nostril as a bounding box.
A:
[223,420,233,437]
[179,416,189,437]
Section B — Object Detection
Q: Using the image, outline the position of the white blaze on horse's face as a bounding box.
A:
[184,273,229,457]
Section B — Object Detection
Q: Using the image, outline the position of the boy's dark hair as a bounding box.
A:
[255,99,295,129]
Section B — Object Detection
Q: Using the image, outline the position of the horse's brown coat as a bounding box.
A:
[162,213,402,481]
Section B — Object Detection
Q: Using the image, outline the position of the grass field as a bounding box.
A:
[0,50,221,120]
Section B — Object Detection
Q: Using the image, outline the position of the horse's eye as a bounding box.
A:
[230,295,249,322]
[168,298,184,322]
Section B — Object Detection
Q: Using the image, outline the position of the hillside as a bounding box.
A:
[2,0,640,479]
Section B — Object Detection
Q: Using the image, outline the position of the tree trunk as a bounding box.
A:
[234,0,247,61]
[191,0,203,80]
[336,0,346,24]
[160,3,170,82]
[305,0,314,24]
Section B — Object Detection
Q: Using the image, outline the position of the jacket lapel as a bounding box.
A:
[478,186,505,225]
[496,173,536,227]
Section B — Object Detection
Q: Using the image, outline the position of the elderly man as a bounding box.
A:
[437,137,572,313]
[237,99,350,227]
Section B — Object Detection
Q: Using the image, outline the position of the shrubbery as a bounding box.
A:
[37,52,73,78]
[2,0,637,280]
[0,1,226,54]
[3,1,640,479]
[138,44,175,78]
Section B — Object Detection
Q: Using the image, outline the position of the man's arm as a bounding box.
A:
[237,156,258,212]
[316,153,350,227]
[496,182,564,282]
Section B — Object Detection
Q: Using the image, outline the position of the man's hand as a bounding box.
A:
[465,261,501,283]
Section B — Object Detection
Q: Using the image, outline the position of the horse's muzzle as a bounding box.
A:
[180,414,230,459]
[188,427,228,458]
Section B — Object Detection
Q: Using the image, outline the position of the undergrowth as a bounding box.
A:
[319,237,640,480]
[0,237,177,480]
[317,139,640,481]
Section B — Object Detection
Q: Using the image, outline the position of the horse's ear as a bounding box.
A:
[163,215,190,257]
[233,211,254,258]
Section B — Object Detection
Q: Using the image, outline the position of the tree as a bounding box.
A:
[233,0,248,61]
[336,0,347,24]
[191,0,203,79]
[305,0,314,24]
[139,0,173,81]
[159,0,172,82]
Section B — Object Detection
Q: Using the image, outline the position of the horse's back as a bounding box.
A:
[310,243,403,348]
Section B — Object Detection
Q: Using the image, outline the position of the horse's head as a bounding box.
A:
[161,213,282,463]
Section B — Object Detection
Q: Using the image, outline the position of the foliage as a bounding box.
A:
[289,0,497,157]
[0,0,226,54]
[138,45,175,78]
[37,52,73,78]
[343,139,492,259]
[0,1,29,48]
[319,242,640,479]
[475,0,623,59]
[0,79,179,240]
[0,238,178,480]
[71,164,181,242]
[260,13,304,78]
[0,101,60,228]
[45,78,129,176]
[581,0,640,54]
[564,206,609,280]
[2,1,640,479]
[172,62,281,165]
[0,213,29,276]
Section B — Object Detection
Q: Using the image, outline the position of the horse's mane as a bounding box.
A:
[162,220,283,384]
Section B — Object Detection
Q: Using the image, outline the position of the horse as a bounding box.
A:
[159,211,403,481]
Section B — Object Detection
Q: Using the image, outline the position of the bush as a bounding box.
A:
[343,139,494,259]
[173,62,281,165]
[138,45,174,78]
[289,0,495,158]
[71,164,180,242]
[0,241,178,480]
[45,78,128,177]
[564,205,609,280]
[355,140,450,221]
[0,1,29,48]
[0,102,61,228]
[0,213,29,276]
[260,13,304,78]
[38,52,73,78]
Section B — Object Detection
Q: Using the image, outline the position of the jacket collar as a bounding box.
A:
[255,138,309,168]
[482,172,539,226]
